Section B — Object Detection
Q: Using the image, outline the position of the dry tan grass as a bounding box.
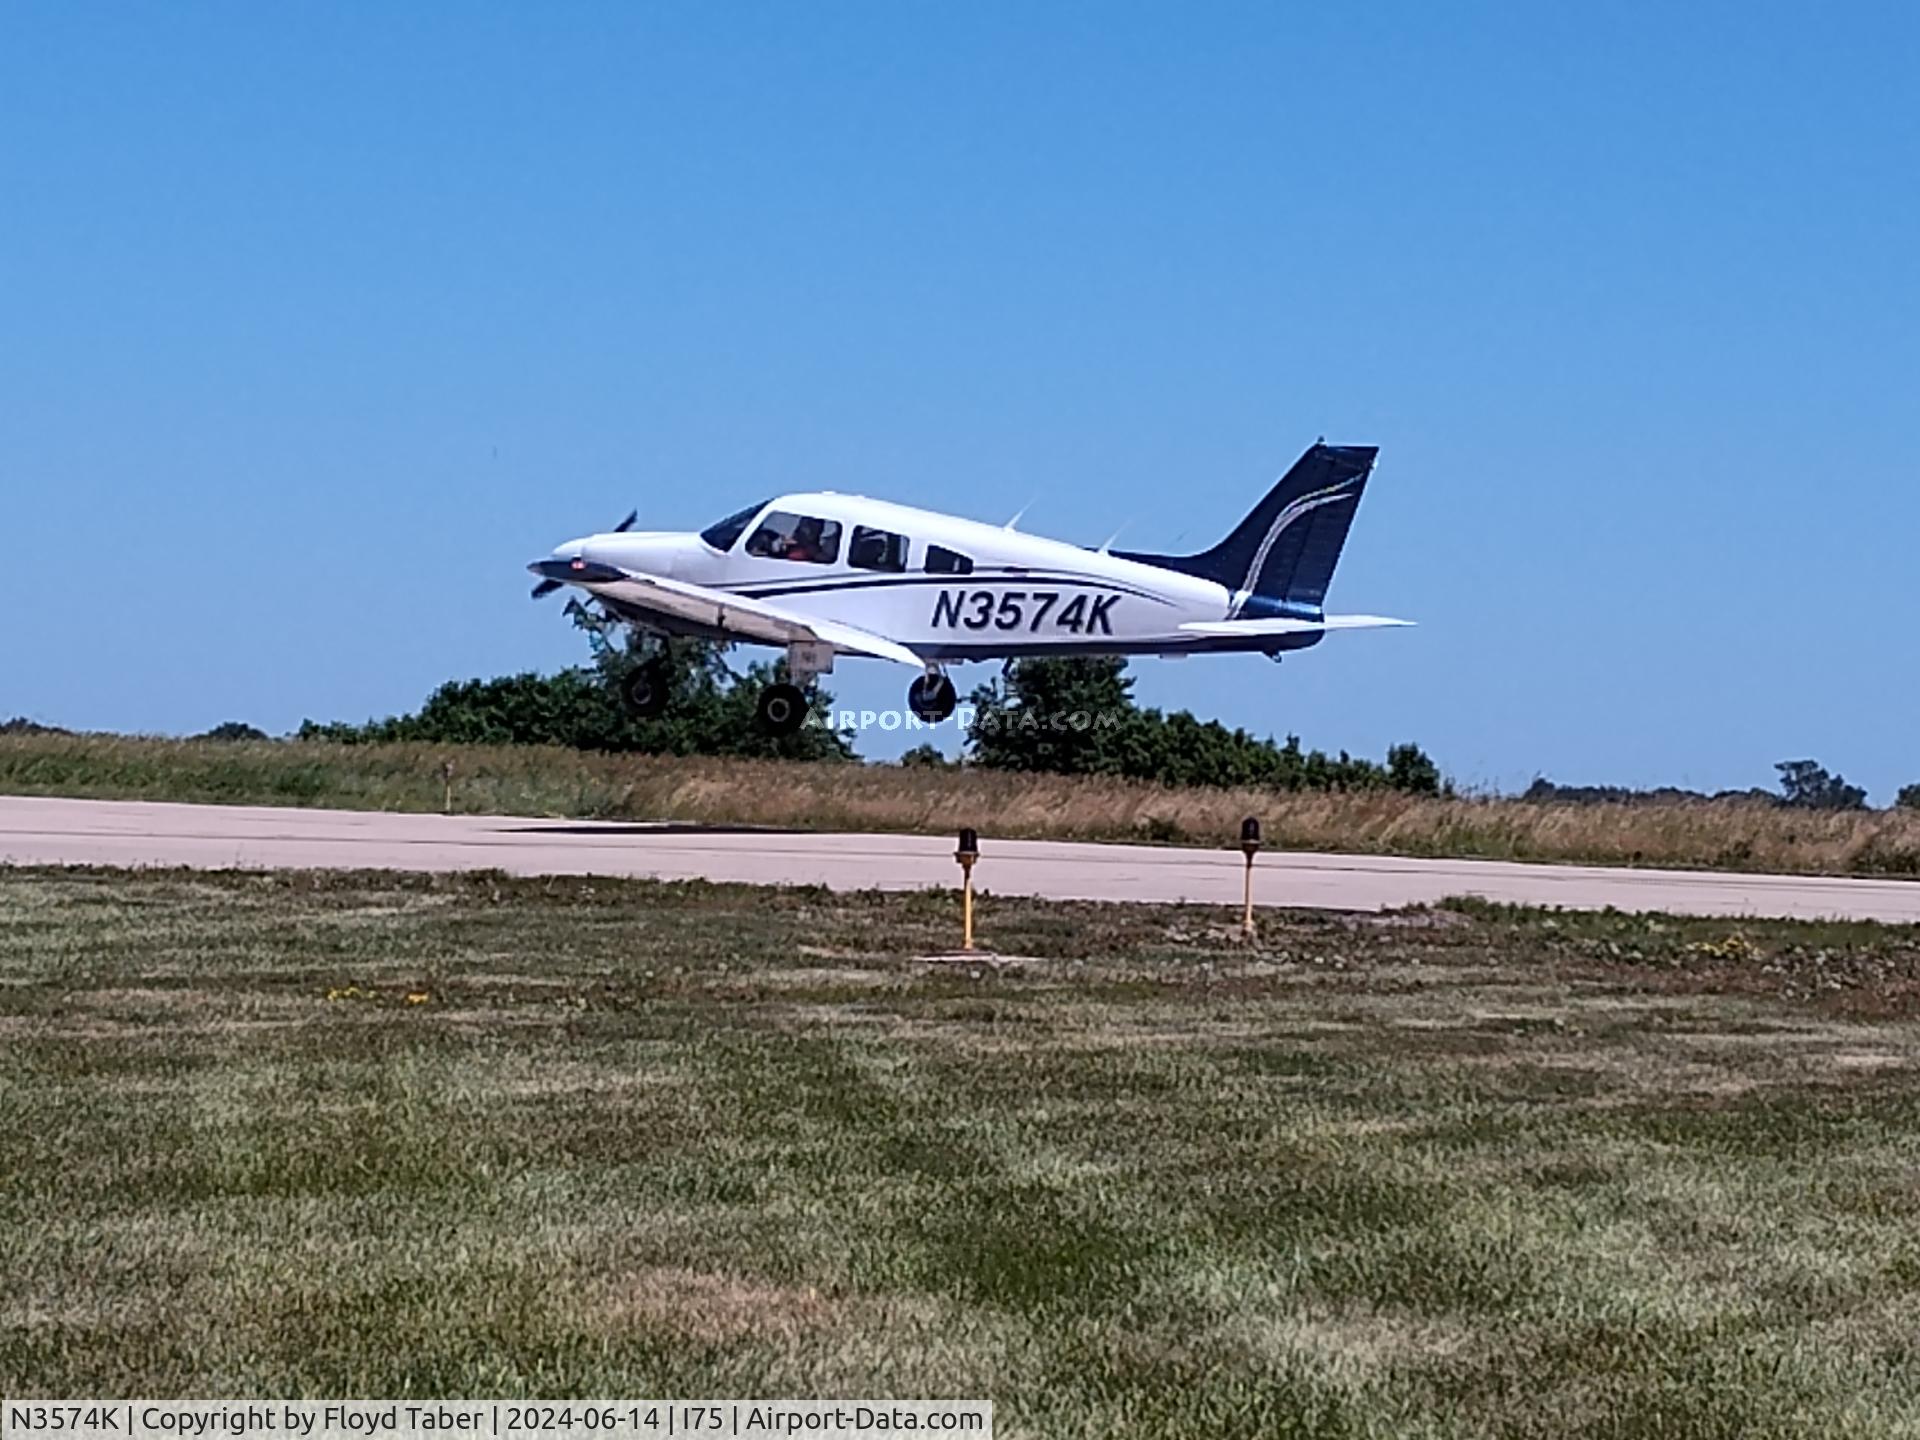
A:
[6,731,1920,876]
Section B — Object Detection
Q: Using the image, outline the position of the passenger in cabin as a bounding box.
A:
[787,516,828,563]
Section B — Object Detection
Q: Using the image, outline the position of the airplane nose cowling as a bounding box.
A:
[528,531,687,586]
[591,532,684,580]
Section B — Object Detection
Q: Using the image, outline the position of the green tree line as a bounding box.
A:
[1528,760,1887,812]
[23,632,1916,807]
[288,634,1445,794]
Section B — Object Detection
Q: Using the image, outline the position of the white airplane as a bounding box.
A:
[529,441,1411,734]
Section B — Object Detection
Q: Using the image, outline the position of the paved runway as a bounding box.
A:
[2,795,1917,923]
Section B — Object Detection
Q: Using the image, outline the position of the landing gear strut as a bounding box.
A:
[907,670,958,724]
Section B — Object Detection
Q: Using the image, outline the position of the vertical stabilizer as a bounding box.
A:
[1114,443,1378,614]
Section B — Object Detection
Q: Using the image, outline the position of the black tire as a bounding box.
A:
[907,672,958,723]
[620,662,669,719]
[756,682,808,736]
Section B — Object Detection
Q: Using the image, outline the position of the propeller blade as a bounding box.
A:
[614,510,638,533]
[531,578,563,599]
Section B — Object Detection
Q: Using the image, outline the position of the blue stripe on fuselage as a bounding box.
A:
[724,571,1180,606]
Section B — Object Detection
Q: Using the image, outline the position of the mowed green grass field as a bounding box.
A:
[4,871,1920,1437]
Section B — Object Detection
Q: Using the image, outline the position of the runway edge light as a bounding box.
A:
[955,828,980,952]
[1240,817,1263,940]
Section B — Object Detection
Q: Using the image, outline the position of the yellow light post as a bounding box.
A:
[1239,816,1262,940]
[955,827,980,951]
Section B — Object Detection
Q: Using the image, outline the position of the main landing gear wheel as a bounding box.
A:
[907,672,958,724]
[620,661,669,719]
[756,682,809,736]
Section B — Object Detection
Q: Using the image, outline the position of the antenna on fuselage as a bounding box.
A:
[1003,498,1036,531]
[1096,521,1130,554]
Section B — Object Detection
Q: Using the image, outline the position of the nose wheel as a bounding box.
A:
[620,660,670,718]
[908,671,958,724]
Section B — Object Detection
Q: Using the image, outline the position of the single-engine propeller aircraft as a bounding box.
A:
[529,441,1411,734]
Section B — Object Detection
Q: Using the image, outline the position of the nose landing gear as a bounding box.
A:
[908,670,958,724]
[620,661,670,719]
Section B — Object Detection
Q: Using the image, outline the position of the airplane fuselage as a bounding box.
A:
[563,492,1320,661]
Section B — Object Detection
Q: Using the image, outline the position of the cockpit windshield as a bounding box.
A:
[699,500,770,553]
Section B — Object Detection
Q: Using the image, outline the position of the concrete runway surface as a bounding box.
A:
[4,795,1919,923]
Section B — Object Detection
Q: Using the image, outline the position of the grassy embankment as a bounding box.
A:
[4,732,1920,877]
[5,867,1920,1433]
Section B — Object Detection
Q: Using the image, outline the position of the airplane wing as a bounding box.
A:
[529,560,927,669]
[1179,614,1416,638]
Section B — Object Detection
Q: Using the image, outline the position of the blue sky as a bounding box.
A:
[3,2,1914,797]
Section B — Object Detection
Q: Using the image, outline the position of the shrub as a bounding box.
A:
[898,744,955,769]
[1775,760,1867,811]
[198,721,270,742]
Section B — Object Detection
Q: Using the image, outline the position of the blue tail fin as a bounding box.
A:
[1115,442,1377,615]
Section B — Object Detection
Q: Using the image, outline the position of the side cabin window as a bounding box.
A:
[848,525,907,573]
[745,511,842,565]
[925,544,974,575]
